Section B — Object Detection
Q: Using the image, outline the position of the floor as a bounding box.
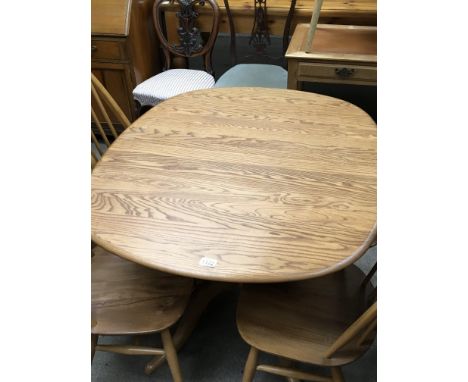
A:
[92,34,377,381]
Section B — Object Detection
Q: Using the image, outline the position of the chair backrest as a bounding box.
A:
[323,223,377,360]
[153,0,220,74]
[324,252,377,361]
[324,300,377,360]
[91,73,130,166]
[221,0,282,65]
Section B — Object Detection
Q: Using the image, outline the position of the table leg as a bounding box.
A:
[287,60,300,90]
[144,281,232,374]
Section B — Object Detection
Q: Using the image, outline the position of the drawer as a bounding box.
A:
[297,62,376,85]
[91,39,127,61]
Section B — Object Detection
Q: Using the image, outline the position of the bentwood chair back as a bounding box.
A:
[91,73,130,165]
[237,229,377,382]
[132,0,220,111]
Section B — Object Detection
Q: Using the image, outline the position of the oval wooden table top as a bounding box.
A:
[92,88,376,283]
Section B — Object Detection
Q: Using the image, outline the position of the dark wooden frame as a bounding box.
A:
[153,0,220,74]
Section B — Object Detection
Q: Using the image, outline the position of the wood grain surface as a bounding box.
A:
[91,87,376,282]
[91,0,132,36]
[161,0,376,17]
[92,246,193,335]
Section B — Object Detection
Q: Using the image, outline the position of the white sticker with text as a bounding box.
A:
[199,257,218,268]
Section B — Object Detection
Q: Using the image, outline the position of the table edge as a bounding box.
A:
[91,224,376,283]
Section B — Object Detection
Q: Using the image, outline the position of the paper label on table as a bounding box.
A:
[199,257,218,268]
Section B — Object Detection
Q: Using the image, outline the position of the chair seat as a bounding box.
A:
[92,246,193,335]
[133,69,215,107]
[214,64,287,88]
[237,265,373,366]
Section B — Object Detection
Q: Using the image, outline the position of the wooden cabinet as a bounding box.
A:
[285,24,377,90]
[92,0,161,122]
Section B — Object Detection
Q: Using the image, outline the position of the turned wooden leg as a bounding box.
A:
[91,334,98,362]
[331,367,344,382]
[243,347,259,382]
[161,329,183,382]
[145,281,231,374]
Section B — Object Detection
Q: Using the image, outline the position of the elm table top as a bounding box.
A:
[92,87,376,283]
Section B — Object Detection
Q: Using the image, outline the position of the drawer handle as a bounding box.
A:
[335,68,354,78]
[91,45,97,53]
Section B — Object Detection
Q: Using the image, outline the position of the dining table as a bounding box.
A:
[91,86,376,372]
[92,86,376,281]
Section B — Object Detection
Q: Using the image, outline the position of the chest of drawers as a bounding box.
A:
[92,0,161,122]
[286,24,377,90]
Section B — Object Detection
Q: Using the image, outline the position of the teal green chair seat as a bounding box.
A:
[214,64,287,88]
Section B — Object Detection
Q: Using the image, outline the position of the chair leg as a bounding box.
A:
[145,281,231,375]
[242,347,259,382]
[161,329,183,382]
[331,367,344,382]
[91,334,98,362]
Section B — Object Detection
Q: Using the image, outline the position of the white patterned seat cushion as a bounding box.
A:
[133,69,215,107]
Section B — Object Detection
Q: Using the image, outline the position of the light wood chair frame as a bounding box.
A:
[91,73,131,166]
[91,75,186,381]
[242,301,376,382]
[240,228,377,382]
[92,329,183,382]
[241,299,376,382]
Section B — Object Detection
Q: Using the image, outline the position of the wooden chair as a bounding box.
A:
[91,247,193,381]
[237,253,377,381]
[213,0,288,89]
[91,74,194,381]
[91,73,130,165]
[132,0,220,112]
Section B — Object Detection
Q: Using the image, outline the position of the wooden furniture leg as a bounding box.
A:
[287,60,300,90]
[331,367,344,382]
[161,329,183,382]
[91,334,98,362]
[242,347,259,382]
[145,281,231,374]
